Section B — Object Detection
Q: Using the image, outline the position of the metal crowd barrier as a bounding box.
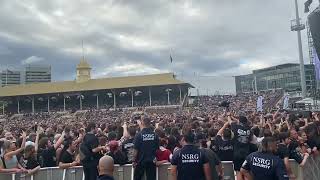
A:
[1,159,319,180]
[292,154,320,180]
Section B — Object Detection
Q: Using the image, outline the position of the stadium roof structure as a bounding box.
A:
[0,73,192,97]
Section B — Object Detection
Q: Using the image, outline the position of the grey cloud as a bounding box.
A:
[0,0,313,84]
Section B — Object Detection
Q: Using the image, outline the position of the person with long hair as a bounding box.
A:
[24,145,41,174]
[38,130,65,167]
[58,138,80,168]
[298,130,311,154]
[155,138,172,166]
[23,128,41,174]
[0,131,27,173]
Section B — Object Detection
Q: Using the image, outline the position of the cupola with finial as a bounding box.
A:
[76,58,91,83]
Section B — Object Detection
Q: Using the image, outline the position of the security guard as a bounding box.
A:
[171,125,212,180]
[241,137,289,180]
[133,115,159,180]
[230,115,252,176]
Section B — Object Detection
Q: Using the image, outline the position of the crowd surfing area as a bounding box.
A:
[0,92,319,180]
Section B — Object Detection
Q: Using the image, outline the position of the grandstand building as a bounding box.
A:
[0,59,192,114]
[235,63,315,94]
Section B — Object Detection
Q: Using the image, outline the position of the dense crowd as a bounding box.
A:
[0,91,319,180]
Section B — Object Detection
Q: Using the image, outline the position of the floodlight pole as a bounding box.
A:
[293,0,307,97]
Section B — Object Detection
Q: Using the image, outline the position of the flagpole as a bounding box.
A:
[82,40,85,60]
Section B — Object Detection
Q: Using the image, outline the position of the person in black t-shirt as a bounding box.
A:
[107,140,126,165]
[133,115,159,180]
[229,115,252,180]
[171,125,211,180]
[122,125,136,164]
[305,123,320,154]
[208,127,218,153]
[276,132,297,179]
[38,131,65,167]
[24,145,41,174]
[81,122,107,180]
[215,122,233,161]
[24,129,41,174]
[288,140,309,167]
[58,139,80,169]
[200,140,223,180]
[241,137,289,180]
[167,127,181,153]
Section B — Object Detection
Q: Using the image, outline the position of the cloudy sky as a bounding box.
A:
[0,0,318,93]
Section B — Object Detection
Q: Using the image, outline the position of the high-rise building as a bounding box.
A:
[24,65,51,84]
[0,70,22,87]
[0,65,51,87]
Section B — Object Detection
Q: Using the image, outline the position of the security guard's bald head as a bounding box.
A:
[98,155,114,176]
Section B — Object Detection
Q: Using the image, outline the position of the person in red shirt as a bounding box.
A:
[156,138,172,166]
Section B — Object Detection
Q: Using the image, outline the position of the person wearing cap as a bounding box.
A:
[241,137,289,180]
[228,114,253,180]
[133,115,159,180]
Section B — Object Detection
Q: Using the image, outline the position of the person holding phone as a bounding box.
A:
[0,131,27,173]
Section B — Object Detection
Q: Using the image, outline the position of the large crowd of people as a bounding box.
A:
[0,91,319,180]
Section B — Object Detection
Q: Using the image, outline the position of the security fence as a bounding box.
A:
[1,157,320,180]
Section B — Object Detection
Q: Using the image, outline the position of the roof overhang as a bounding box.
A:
[0,73,192,97]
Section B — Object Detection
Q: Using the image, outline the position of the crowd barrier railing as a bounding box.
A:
[1,157,319,180]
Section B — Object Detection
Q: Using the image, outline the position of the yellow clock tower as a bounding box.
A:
[76,59,91,83]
